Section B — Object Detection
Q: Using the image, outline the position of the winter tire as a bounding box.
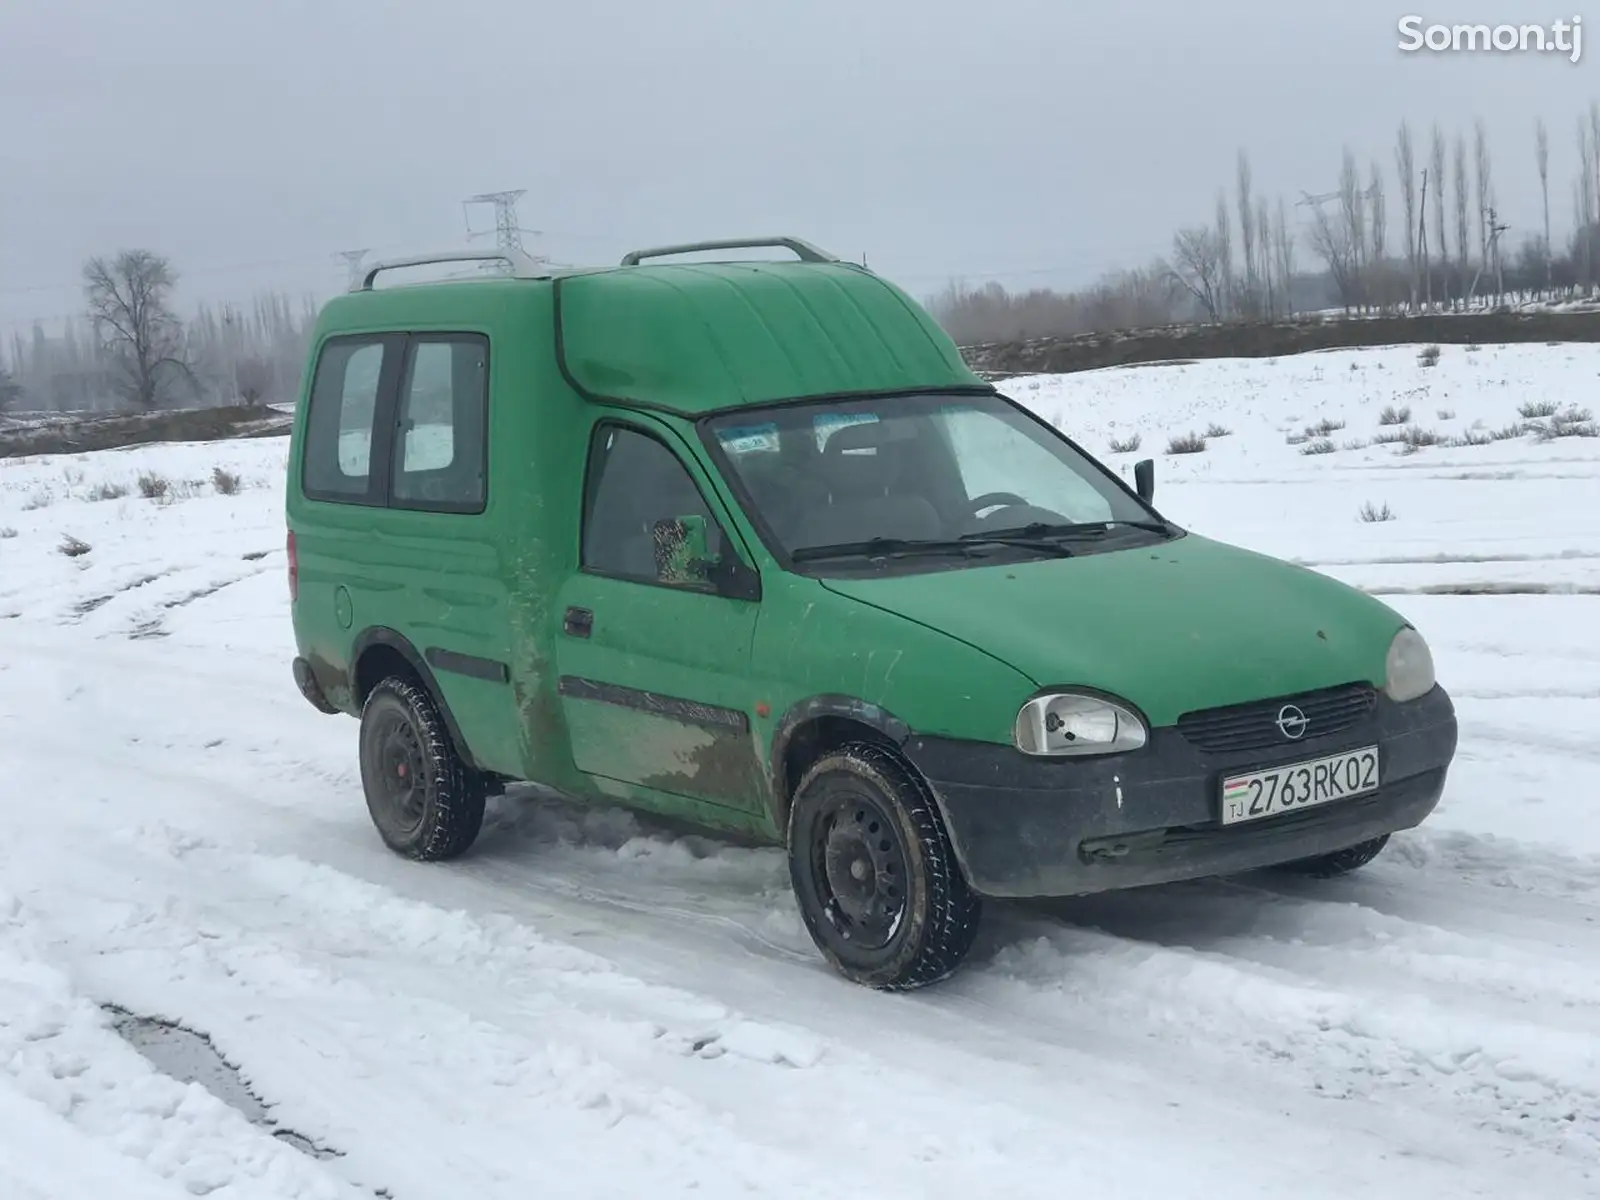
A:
[358,674,486,861]
[1276,833,1390,879]
[787,741,982,990]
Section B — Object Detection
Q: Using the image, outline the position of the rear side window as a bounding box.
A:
[302,337,388,501]
[391,334,489,513]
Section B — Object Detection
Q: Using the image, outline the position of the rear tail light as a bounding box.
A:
[287,529,298,600]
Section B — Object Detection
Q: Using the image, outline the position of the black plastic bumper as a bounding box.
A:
[902,685,1458,899]
[292,656,339,715]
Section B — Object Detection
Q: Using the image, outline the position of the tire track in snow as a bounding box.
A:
[967,918,1600,1163]
[5,814,1385,1200]
[6,694,1587,1196]
[0,889,371,1200]
[1296,550,1600,567]
[3,824,858,1200]
[7,593,1600,1192]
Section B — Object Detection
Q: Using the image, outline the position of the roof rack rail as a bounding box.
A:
[351,248,550,292]
[619,236,839,267]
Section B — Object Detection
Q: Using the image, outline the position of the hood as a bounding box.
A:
[817,534,1404,726]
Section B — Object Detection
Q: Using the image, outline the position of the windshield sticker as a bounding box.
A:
[716,422,779,452]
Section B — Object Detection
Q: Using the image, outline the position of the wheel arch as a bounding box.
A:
[767,694,914,835]
[350,627,485,772]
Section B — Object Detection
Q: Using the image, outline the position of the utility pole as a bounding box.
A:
[1465,207,1510,305]
[336,249,370,288]
[1488,206,1509,304]
[463,190,545,272]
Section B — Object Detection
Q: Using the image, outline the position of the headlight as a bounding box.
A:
[1014,692,1147,756]
[1384,626,1436,702]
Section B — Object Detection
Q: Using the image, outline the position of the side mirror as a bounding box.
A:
[652,515,762,602]
[653,514,713,583]
[1133,458,1155,504]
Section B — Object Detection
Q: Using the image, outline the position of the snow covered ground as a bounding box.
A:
[1,340,1598,1198]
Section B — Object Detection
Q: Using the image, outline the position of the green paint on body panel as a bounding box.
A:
[557,262,983,414]
[815,533,1403,727]
[285,236,1451,985]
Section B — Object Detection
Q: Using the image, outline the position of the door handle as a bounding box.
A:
[563,606,593,638]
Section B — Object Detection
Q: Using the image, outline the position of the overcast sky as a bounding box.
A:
[1,0,1593,334]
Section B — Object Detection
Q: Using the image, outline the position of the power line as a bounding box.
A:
[1297,190,1341,210]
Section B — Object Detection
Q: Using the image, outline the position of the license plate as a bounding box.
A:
[1219,746,1379,826]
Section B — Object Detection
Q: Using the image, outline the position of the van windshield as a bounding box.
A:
[703,392,1172,570]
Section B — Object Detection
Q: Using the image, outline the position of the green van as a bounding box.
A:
[284,237,1458,990]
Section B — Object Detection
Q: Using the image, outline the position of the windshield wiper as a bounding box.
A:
[968,519,1174,542]
[791,534,1073,563]
[1104,518,1176,534]
[791,537,979,563]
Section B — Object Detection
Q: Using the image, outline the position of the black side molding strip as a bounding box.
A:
[425,646,510,684]
[558,675,749,731]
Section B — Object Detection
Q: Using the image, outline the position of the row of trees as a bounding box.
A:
[1327,114,1573,313]
[11,97,1600,409]
[931,100,1600,345]
[1,250,318,415]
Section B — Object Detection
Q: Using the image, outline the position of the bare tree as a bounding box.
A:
[1369,160,1388,307]
[1338,149,1367,306]
[1579,120,1596,292]
[1419,166,1432,307]
[1430,122,1449,299]
[1590,102,1600,241]
[1214,191,1235,318]
[1274,197,1296,316]
[1170,227,1225,319]
[1453,134,1471,296]
[1236,150,1258,316]
[1256,197,1273,316]
[1536,117,1551,290]
[83,250,196,410]
[233,355,276,407]
[0,367,21,414]
[1396,121,1418,309]
[1474,118,1493,274]
[1309,202,1359,312]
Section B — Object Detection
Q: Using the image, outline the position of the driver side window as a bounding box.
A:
[938,407,1116,524]
[581,424,728,587]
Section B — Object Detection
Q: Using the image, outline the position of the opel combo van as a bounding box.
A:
[285,237,1458,989]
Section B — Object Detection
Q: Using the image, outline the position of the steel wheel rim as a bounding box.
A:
[369,711,427,832]
[808,787,909,951]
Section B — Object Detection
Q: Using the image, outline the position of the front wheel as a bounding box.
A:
[358,675,486,861]
[787,743,982,990]
[1275,833,1390,879]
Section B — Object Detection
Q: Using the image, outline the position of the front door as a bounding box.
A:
[554,418,765,816]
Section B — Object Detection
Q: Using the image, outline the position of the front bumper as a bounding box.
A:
[902,684,1458,899]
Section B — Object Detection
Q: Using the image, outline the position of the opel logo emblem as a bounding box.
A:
[1276,704,1309,740]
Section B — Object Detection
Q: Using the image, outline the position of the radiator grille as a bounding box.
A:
[1175,684,1378,754]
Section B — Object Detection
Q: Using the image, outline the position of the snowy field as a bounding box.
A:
[1,340,1598,1199]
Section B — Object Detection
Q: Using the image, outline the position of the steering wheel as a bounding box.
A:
[969,491,1029,514]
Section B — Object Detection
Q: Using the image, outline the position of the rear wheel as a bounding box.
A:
[1276,833,1390,879]
[787,742,982,990]
[358,675,486,861]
